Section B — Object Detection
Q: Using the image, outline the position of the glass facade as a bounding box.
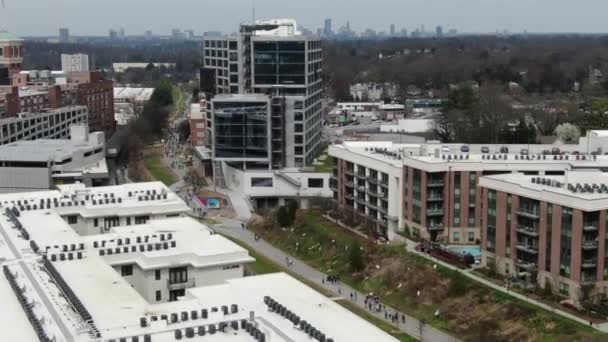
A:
[253,41,306,85]
[560,207,572,277]
[213,101,269,160]
[487,190,497,252]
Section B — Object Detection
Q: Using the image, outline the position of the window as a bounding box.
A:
[156,290,161,302]
[559,282,569,296]
[121,265,133,276]
[135,216,149,224]
[67,215,78,224]
[468,232,475,242]
[453,231,460,242]
[505,263,510,274]
[155,269,161,280]
[93,218,98,227]
[308,178,324,188]
[251,178,273,187]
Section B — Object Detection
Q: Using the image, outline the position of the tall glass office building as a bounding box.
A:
[212,95,270,162]
[202,19,323,170]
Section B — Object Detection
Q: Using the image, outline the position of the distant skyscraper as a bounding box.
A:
[145,30,152,39]
[346,21,351,31]
[109,29,118,40]
[324,18,332,37]
[390,24,395,36]
[59,28,69,43]
[119,27,125,40]
[436,25,443,37]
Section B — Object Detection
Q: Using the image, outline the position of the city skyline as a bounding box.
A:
[1,0,608,36]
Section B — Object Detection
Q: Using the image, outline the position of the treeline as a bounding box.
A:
[125,80,174,162]
[325,35,608,99]
[22,41,200,85]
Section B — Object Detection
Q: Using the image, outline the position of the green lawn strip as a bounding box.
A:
[252,211,607,341]
[313,149,333,173]
[143,154,178,186]
[170,86,184,119]
[335,299,418,342]
[221,233,418,342]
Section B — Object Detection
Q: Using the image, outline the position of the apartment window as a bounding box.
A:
[251,178,273,187]
[468,231,475,242]
[155,269,161,280]
[135,216,149,225]
[308,178,324,188]
[559,282,569,296]
[93,218,98,227]
[453,231,460,242]
[155,290,161,302]
[126,217,131,226]
[121,265,133,276]
[67,215,77,224]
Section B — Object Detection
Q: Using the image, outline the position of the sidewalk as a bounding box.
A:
[213,222,458,342]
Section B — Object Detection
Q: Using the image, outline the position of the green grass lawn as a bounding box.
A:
[251,210,607,342]
[221,234,418,340]
[171,86,184,119]
[313,148,333,173]
[143,152,178,186]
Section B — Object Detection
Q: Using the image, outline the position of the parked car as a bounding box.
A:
[481,146,490,153]
[551,147,561,154]
[500,146,509,153]
[520,148,529,155]
[441,145,450,153]
[460,145,470,153]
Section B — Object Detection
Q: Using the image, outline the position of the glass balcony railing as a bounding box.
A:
[517,208,540,219]
[515,225,539,237]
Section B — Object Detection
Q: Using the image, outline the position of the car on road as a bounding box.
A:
[520,148,529,155]
[500,146,509,153]
[460,145,470,153]
[481,146,490,153]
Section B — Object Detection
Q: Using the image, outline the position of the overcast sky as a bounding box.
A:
[1,0,607,36]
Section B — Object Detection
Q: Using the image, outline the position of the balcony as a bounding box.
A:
[427,224,444,231]
[366,188,380,197]
[367,201,378,210]
[379,206,388,214]
[516,244,539,254]
[345,193,354,201]
[345,169,355,176]
[515,225,539,237]
[427,180,444,188]
[380,181,389,188]
[367,177,379,185]
[427,194,443,202]
[515,260,537,271]
[356,173,366,179]
[516,209,540,219]
[583,240,598,250]
[582,259,597,269]
[379,191,388,199]
[357,185,366,192]
[355,197,366,204]
[167,278,195,291]
[581,273,596,284]
[583,224,599,232]
[345,182,355,188]
[427,208,444,216]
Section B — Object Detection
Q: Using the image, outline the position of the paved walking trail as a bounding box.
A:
[213,219,458,342]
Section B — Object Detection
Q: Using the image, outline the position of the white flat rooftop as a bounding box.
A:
[0,138,102,162]
[0,182,396,341]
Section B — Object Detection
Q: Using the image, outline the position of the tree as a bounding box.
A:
[348,241,365,272]
[150,80,174,107]
[277,206,291,228]
[192,87,200,103]
[178,120,191,144]
[554,123,581,143]
[286,200,299,224]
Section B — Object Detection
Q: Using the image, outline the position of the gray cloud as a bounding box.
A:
[1,0,607,36]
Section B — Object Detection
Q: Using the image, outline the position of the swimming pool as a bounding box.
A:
[447,245,481,261]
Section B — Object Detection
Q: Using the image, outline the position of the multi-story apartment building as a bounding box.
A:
[329,133,608,242]
[479,171,608,302]
[0,106,88,144]
[0,182,397,341]
[202,19,323,169]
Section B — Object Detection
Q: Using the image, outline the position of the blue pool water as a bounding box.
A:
[447,245,481,261]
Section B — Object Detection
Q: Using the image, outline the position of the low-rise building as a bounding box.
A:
[0,182,397,342]
[61,53,89,73]
[112,62,176,73]
[479,171,608,303]
[0,125,108,193]
[190,99,208,147]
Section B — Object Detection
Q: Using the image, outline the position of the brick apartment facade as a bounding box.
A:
[480,172,608,302]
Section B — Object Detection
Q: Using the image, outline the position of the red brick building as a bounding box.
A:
[480,171,608,303]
